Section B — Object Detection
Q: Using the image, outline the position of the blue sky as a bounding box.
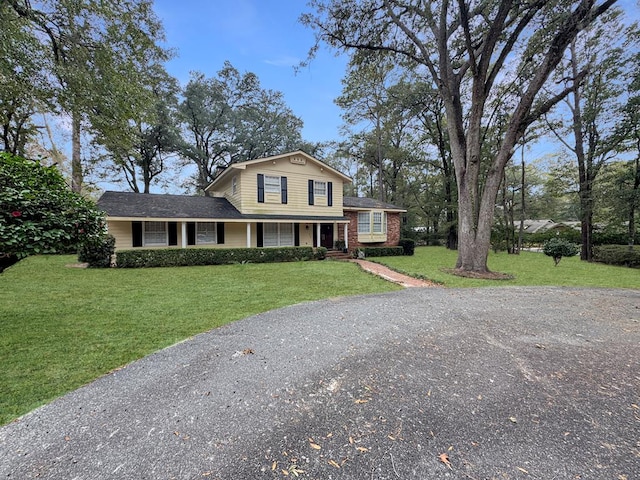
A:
[152,0,348,144]
[151,0,640,150]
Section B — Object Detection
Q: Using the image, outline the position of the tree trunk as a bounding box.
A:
[71,111,83,193]
[629,154,640,248]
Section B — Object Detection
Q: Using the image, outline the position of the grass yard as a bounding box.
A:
[372,246,640,289]
[0,255,400,425]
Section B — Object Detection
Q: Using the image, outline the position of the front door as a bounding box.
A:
[320,224,333,249]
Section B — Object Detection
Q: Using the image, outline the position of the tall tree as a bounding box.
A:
[92,65,182,193]
[0,3,53,154]
[303,0,617,273]
[6,0,170,193]
[179,63,305,194]
[545,9,635,260]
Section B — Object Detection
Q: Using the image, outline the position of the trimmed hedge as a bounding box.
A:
[398,238,415,256]
[78,234,116,268]
[592,245,640,268]
[358,246,404,257]
[116,246,321,268]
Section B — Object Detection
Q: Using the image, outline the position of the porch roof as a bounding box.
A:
[343,196,406,212]
[97,191,349,223]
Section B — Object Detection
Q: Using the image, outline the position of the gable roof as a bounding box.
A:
[205,150,352,192]
[97,191,243,220]
[343,196,406,212]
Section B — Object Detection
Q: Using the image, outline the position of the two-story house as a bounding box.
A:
[97,151,405,252]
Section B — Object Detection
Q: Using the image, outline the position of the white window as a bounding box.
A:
[373,212,385,233]
[314,180,326,196]
[264,175,281,193]
[279,223,294,246]
[358,212,370,233]
[196,222,216,244]
[263,223,294,247]
[144,221,167,246]
[231,176,237,195]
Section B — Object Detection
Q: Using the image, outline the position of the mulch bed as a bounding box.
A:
[441,267,515,280]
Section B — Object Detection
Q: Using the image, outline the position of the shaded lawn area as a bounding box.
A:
[371,246,640,289]
[0,255,400,425]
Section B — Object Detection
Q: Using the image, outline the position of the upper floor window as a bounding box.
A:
[314,181,326,196]
[264,175,281,193]
[231,176,237,195]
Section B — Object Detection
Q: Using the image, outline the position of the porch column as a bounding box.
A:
[344,223,349,249]
[316,223,321,248]
[181,221,187,248]
[246,223,251,248]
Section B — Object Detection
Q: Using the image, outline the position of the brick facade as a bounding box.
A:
[338,211,402,251]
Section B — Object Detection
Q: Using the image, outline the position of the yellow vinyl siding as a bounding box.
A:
[236,159,344,216]
[107,221,133,250]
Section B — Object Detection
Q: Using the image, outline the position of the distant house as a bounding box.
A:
[97,151,405,252]
[522,219,580,234]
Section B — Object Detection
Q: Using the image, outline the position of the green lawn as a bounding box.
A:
[0,255,400,425]
[371,246,640,289]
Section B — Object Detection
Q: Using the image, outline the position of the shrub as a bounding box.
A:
[0,152,105,259]
[78,235,115,268]
[315,246,327,260]
[359,246,404,257]
[592,245,640,268]
[398,238,415,256]
[115,246,319,268]
[543,238,580,266]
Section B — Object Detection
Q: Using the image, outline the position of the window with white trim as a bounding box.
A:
[196,222,216,244]
[231,176,237,195]
[144,221,167,246]
[264,175,281,193]
[358,212,370,233]
[314,180,326,196]
[263,223,294,247]
[373,212,385,233]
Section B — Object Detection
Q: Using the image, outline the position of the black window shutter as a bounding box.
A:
[168,222,178,246]
[132,221,143,247]
[217,222,225,244]
[281,176,288,204]
[294,223,300,246]
[308,179,314,205]
[257,223,263,247]
[187,222,196,245]
[328,181,333,207]
[257,174,265,203]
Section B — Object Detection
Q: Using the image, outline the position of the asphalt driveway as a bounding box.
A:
[1,287,639,479]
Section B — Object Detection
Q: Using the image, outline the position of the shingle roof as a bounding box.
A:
[97,191,243,219]
[343,196,405,211]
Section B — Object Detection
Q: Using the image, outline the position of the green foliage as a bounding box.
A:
[78,235,115,268]
[360,246,404,257]
[592,245,640,268]
[0,153,105,259]
[315,246,327,260]
[522,229,582,246]
[116,246,320,268]
[179,63,305,192]
[374,246,640,289]
[543,238,580,266]
[398,238,415,255]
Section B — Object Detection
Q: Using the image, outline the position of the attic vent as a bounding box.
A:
[290,156,306,165]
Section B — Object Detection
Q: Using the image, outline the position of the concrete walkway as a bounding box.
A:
[350,259,439,288]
